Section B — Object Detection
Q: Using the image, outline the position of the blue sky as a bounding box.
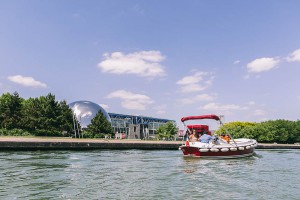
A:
[1,0,300,127]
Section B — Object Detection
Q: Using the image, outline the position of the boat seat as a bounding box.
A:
[219,138,229,144]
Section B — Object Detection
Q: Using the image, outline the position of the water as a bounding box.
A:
[0,149,299,200]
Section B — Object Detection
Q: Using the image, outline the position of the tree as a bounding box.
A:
[21,97,41,132]
[0,92,24,129]
[257,120,295,143]
[57,100,74,133]
[294,120,300,143]
[21,93,74,136]
[215,120,300,143]
[156,121,178,140]
[216,121,257,139]
[85,110,113,138]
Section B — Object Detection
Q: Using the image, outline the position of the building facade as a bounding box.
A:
[69,100,175,139]
[108,113,175,139]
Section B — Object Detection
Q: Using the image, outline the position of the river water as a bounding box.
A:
[0,149,299,200]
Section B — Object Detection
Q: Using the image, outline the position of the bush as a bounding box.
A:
[33,129,63,137]
[82,131,93,138]
[0,128,31,136]
[82,131,105,138]
[0,129,8,136]
[94,133,105,138]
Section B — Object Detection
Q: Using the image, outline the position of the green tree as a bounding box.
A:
[216,121,257,139]
[156,121,178,140]
[57,100,74,134]
[257,120,294,143]
[216,120,300,143]
[0,92,24,129]
[21,93,74,136]
[0,92,80,137]
[294,120,300,143]
[85,110,113,138]
[21,97,41,132]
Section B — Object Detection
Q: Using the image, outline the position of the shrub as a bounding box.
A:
[33,129,63,137]
[0,128,31,136]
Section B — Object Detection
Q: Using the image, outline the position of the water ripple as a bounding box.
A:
[0,150,299,199]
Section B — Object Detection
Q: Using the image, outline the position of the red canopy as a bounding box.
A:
[181,114,220,122]
[187,124,209,131]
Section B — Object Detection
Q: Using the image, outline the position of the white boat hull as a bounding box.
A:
[179,138,257,159]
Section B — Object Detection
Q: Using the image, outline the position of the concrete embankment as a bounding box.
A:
[0,137,299,150]
[0,137,181,150]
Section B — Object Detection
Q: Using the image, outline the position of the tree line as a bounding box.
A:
[217,120,300,144]
[0,92,75,136]
[0,92,113,137]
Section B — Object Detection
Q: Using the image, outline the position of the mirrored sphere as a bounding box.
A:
[69,100,111,128]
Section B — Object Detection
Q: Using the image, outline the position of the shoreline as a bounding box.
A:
[0,137,299,150]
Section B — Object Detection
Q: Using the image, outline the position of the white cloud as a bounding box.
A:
[195,94,215,101]
[156,110,166,115]
[98,51,166,78]
[247,57,279,73]
[179,84,207,93]
[253,109,266,116]
[7,75,47,88]
[100,104,109,110]
[177,71,214,93]
[287,49,300,62]
[201,102,248,111]
[177,71,206,85]
[106,90,154,110]
[153,105,166,115]
[179,93,216,105]
[234,60,240,64]
[248,101,256,105]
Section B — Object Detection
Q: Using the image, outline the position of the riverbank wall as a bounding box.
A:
[0,137,299,150]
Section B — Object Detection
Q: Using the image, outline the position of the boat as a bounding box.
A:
[179,114,258,159]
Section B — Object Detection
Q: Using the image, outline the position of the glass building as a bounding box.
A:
[108,113,175,139]
[69,101,175,139]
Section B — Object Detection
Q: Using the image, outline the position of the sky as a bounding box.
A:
[1,0,300,128]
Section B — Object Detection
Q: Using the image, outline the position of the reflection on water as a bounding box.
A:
[181,157,201,174]
[0,149,299,200]
[181,154,258,175]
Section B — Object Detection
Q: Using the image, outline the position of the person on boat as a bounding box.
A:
[189,129,198,142]
[196,132,202,139]
[220,133,230,143]
[183,130,190,141]
[199,131,215,143]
